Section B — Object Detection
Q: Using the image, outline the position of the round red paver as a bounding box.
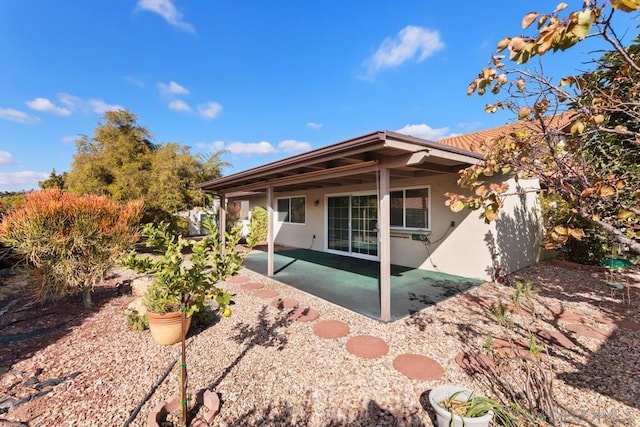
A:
[393,354,444,380]
[455,351,496,375]
[535,328,575,349]
[240,282,263,291]
[253,289,279,298]
[313,320,350,339]
[346,335,389,359]
[289,307,320,322]
[554,311,585,323]
[228,275,250,284]
[458,295,492,308]
[492,338,542,361]
[565,323,611,340]
[271,297,299,310]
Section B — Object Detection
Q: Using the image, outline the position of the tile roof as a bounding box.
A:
[437,113,575,154]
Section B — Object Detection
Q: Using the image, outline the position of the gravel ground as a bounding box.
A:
[1,258,639,427]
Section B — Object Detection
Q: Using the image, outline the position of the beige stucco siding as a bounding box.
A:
[231,174,541,281]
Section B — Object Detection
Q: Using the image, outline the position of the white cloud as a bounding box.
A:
[88,99,123,114]
[364,25,444,75]
[0,151,13,165]
[62,135,80,144]
[0,108,40,124]
[58,93,83,112]
[278,139,312,153]
[169,99,191,112]
[226,141,275,155]
[125,76,145,88]
[396,123,456,140]
[26,97,71,116]
[158,80,189,96]
[136,0,195,33]
[0,171,49,190]
[307,122,323,129]
[197,101,222,119]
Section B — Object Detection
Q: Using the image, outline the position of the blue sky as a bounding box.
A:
[0,1,634,191]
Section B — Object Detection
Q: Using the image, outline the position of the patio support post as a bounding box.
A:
[267,186,274,277]
[219,194,226,251]
[379,166,391,322]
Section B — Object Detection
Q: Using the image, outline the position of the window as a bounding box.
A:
[390,187,429,229]
[276,196,305,224]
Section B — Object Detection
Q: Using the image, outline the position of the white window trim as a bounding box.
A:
[390,184,431,231]
[275,195,306,225]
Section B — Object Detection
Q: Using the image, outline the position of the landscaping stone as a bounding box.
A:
[227,275,250,284]
[240,282,263,291]
[393,354,443,380]
[564,323,612,340]
[346,335,388,359]
[131,276,153,297]
[535,328,575,349]
[289,307,320,322]
[312,320,350,339]
[126,297,147,316]
[270,297,299,310]
[454,351,497,376]
[252,289,279,298]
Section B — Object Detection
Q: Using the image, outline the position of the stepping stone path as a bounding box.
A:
[288,307,320,322]
[271,297,299,310]
[393,354,444,380]
[313,320,350,339]
[535,328,575,349]
[613,320,640,331]
[346,335,389,359]
[455,351,496,376]
[252,289,279,298]
[564,323,611,340]
[492,338,543,361]
[227,275,250,284]
[240,283,264,291]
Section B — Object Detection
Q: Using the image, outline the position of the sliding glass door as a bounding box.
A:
[327,194,378,259]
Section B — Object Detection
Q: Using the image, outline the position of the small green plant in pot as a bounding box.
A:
[121,219,249,426]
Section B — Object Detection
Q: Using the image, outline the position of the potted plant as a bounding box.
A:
[122,220,245,344]
[429,384,517,427]
[122,220,249,426]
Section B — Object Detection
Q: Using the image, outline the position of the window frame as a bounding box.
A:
[275,195,306,224]
[389,185,431,231]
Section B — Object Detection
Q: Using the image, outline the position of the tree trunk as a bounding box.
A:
[579,208,640,255]
[82,287,93,309]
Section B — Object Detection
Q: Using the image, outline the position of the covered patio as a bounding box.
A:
[242,248,483,321]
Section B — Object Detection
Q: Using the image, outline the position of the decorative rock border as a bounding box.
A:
[393,354,444,380]
[346,335,389,359]
[454,351,496,376]
[312,320,350,339]
[252,289,279,298]
[564,323,611,340]
[240,283,263,291]
[147,389,220,427]
[535,328,575,349]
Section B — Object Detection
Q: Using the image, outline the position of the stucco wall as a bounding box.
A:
[231,174,542,281]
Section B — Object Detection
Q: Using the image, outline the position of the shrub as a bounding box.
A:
[0,188,143,308]
[248,206,267,246]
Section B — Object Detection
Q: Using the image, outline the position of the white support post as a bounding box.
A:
[219,194,226,252]
[267,186,274,277]
[379,167,391,322]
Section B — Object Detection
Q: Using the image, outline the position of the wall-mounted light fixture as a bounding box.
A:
[314,199,320,206]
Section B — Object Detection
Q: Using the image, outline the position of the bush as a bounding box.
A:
[0,188,143,308]
[248,206,267,246]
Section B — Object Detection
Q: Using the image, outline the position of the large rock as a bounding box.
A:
[126,297,147,316]
[131,276,153,297]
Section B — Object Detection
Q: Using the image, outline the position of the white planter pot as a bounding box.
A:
[429,384,494,427]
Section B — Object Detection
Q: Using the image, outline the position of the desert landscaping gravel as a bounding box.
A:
[1,258,639,426]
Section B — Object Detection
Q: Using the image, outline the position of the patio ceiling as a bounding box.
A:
[197,130,482,196]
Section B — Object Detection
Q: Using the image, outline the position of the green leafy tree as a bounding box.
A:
[38,169,67,190]
[66,110,229,225]
[446,1,640,255]
[0,188,143,308]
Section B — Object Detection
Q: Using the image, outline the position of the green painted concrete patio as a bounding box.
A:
[242,248,483,321]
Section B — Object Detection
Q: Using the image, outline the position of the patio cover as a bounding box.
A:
[197,130,482,321]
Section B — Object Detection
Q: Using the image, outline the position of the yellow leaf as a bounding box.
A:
[497,37,511,52]
[450,200,465,212]
[553,226,568,236]
[570,120,585,135]
[599,185,616,197]
[555,2,568,12]
[475,185,487,196]
[592,214,601,222]
[518,106,531,120]
[485,209,498,222]
[522,12,538,29]
[611,0,640,12]
[569,228,585,240]
[618,209,635,220]
[593,114,605,124]
[616,179,626,189]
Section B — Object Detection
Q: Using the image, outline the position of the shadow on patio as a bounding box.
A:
[242,248,482,321]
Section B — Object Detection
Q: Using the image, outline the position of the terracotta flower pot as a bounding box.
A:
[146,311,191,345]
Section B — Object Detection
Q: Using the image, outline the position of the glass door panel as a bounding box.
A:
[351,195,378,257]
[327,196,350,252]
